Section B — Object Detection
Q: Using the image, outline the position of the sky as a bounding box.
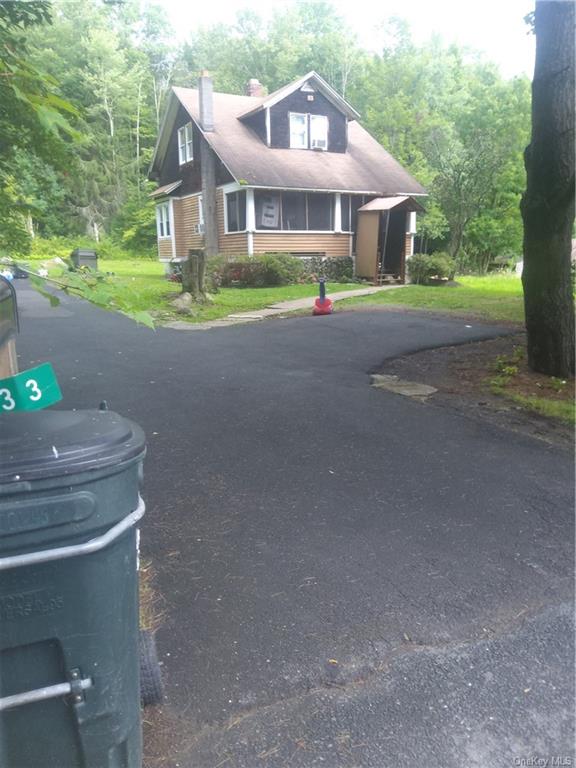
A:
[162,0,536,79]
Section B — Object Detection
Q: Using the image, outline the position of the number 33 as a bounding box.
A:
[0,379,42,411]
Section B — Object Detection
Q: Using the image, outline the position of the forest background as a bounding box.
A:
[1,0,533,273]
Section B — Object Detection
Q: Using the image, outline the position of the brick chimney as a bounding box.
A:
[246,78,266,97]
[198,69,214,132]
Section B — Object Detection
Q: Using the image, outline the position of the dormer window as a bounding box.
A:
[289,113,307,149]
[178,122,193,164]
[310,115,328,149]
[289,113,328,150]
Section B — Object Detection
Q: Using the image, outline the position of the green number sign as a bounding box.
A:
[0,363,62,413]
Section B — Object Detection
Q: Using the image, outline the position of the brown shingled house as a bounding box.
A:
[149,71,426,283]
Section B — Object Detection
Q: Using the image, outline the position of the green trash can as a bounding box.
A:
[0,409,146,768]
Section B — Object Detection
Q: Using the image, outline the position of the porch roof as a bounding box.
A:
[358,195,426,213]
[149,180,182,198]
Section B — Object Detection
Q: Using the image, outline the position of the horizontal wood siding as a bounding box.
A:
[157,238,173,260]
[405,233,413,257]
[217,189,248,255]
[253,232,351,257]
[173,196,204,258]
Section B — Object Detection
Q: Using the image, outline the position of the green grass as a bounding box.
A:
[340,275,525,324]
[493,390,575,426]
[42,259,360,322]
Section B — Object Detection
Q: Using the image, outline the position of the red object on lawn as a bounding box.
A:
[313,278,333,315]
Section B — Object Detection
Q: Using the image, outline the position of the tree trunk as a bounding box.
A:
[182,249,207,301]
[135,77,142,194]
[520,0,575,377]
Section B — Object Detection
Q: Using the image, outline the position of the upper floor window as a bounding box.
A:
[178,122,193,164]
[310,115,328,150]
[289,113,328,150]
[156,202,171,238]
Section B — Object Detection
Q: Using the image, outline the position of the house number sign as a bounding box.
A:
[0,363,62,413]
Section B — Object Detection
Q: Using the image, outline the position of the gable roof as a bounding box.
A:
[150,77,426,198]
[239,71,361,121]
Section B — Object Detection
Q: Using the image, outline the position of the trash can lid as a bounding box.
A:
[0,410,145,483]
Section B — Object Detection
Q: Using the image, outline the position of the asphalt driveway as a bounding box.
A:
[14,283,575,767]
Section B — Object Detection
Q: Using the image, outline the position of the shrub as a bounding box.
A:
[407,252,455,285]
[220,253,304,287]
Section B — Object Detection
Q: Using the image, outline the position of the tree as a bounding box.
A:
[0,0,77,254]
[520,0,575,377]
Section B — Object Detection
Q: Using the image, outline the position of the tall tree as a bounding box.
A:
[520,0,575,377]
[0,0,77,253]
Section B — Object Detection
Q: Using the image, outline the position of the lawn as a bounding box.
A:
[31,258,361,323]
[340,275,525,324]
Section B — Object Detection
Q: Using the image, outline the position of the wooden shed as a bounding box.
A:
[355,196,426,284]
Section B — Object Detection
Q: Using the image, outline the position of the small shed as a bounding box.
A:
[355,196,425,284]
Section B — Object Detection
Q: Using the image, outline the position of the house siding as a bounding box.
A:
[158,238,173,260]
[405,233,414,258]
[157,104,234,196]
[173,195,204,258]
[269,90,347,153]
[217,189,248,254]
[253,232,351,258]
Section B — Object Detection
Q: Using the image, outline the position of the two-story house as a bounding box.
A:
[149,71,426,283]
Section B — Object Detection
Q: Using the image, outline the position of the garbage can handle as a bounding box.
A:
[0,676,93,712]
[0,496,145,572]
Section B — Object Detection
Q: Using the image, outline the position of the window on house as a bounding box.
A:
[254,190,335,231]
[255,191,281,230]
[178,122,193,164]
[156,202,171,238]
[341,194,351,231]
[307,192,332,230]
[310,115,328,150]
[282,191,306,230]
[198,196,205,233]
[289,113,329,150]
[226,190,247,232]
[289,113,308,149]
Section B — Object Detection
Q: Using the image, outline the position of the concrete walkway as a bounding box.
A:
[164,283,405,330]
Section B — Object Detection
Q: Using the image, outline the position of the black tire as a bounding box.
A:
[139,629,164,707]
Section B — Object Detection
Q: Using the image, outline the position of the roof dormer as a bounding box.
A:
[239,71,359,154]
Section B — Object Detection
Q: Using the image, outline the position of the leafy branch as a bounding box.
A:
[13,263,155,329]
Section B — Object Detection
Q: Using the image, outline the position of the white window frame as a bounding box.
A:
[198,195,205,233]
[156,202,172,239]
[289,112,329,150]
[289,112,308,149]
[310,114,328,150]
[224,190,247,233]
[178,122,193,165]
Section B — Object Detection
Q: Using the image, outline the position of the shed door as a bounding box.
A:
[355,211,379,279]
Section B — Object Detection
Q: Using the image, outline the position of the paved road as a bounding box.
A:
[14,283,574,767]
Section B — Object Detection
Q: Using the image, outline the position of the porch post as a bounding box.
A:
[334,193,342,232]
[246,188,255,255]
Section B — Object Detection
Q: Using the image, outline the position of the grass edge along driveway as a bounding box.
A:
[340,275,525,325]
